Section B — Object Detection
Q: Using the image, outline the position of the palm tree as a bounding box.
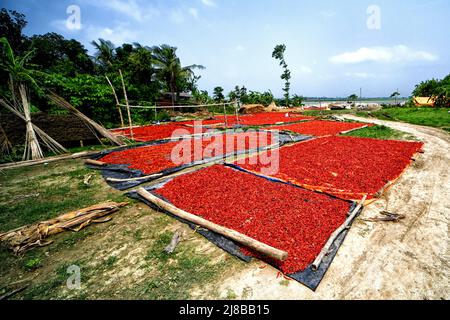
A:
[151,44,204,106]
[390,90,400,105]
[0,37,39,90]
[91,38,116,68]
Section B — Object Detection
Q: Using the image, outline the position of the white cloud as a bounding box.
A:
[330,45,438,64]
[345,72,376,79]
[88,0,159,22]
[86,24,139,46]
[201,0,216,7]
[235,45,245,52]
[188,8,199,19]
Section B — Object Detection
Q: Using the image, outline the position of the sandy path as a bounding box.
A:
[214,117,450,300]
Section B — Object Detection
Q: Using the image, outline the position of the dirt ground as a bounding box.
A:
[1,117,448,300]
[212,117,450,300]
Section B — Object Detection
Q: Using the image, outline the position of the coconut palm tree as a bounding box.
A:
[91,38,116,68]
[390,90,400,105]
[151,44,204,106]
[0,37,39,90]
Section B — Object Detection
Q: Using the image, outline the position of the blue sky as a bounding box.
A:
[3,0,450,97]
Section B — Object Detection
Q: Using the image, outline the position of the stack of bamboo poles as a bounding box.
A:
[0,201,128,254]
[47,92,126,146]
[0,84,68,160]
[0,123,11,155]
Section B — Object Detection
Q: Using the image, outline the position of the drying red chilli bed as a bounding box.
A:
[267,120,372,137]
[215,112,313,126]
[237,136,423,201]
[99,131,273,175]
[110,123,209,142]
[154,164,352,274]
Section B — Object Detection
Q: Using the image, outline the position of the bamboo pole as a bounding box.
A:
[85,159,106,166]
[137,188,288,261]
[0,151,98,170]
[311,194,367,270]
[47,92,125,146]
[223,102,228,127]
[105,75,125,127]
[339,125,368,135]
[119,69,133,140]
[19,86,43,160]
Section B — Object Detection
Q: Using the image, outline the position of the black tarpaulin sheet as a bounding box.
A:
[127,165,362,291]
[86,131,312,190]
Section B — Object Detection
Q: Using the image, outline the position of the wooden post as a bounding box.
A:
[235,100,240,125]
[137,188,288,261]
[223,102,228,127]
[311,194,367,270]
[85,159,107,166]
[105,75,125,127]
[119,69,133,140]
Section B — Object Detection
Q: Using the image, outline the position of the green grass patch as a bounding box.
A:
[341,125,415,140]
[361,107,450,129]
[140,231,234,299]
[0,162,130,233]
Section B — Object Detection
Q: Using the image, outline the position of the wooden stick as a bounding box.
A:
[0,151,104,170]
[312,194,367,270]
[119,69,133,140]
[137,188,288,261]
[85,159,106,166]
[340,125,368,135]
[105,173,163,182]
[164,230,183,254]
[105,75,125,127]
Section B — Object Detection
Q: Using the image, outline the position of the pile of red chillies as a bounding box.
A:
[238,136,424,200]
[99,131,273,175]
[155,164,352,273]
[267,120,372,137]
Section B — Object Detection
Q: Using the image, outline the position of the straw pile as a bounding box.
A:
[0,201,128,254]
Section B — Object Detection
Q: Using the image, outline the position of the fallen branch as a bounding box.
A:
[137,188,288,261]
[340,125,368,134]
[362,211,405,222]
[105,173,163,182]
[85,159,107,166]
[0,285,28,300]
[312,194,367,270]
[0,151,99,170]
[164,229,183,254]
[83,174,93,186]
[0,201,128,254]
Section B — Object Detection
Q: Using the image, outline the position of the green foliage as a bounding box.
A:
[290,94,304,107]
[365,107,450,129]
[213,86,225,102]
[227,86,274,106]
[272,44,291,106]
[412,73,450,107]
[347,94,358,102]
[152,44,204,105]
[342,124,415,140]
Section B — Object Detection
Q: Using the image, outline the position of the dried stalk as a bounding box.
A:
[119,69,133,140]
[0,123,12,155]
[0,87,68,160]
